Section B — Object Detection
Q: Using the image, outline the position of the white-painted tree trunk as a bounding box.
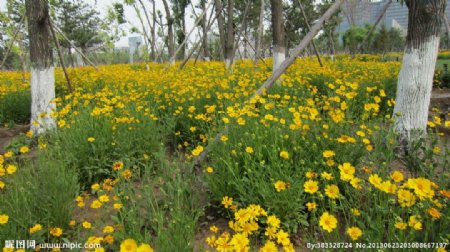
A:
[30,66,56,135]
[273,50,285,73]
[393,36,440,142]
[224,58,232,69]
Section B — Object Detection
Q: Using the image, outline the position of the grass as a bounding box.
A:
[0,55,449,251]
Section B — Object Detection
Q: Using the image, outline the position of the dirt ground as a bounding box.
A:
[0,124,29,154]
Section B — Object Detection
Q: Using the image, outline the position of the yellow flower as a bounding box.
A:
[408,215,422,230]
[305,171,317,178]
[427,207,441,220]
[229,233,249,251]
[0,214,9,224]
[99,195,110,203]
[274,180,287,192]
[206,166,214,173]
[82,221,92,229]
[29,224,43,234]
[0,180,5,189]
[104,235,115,244]
[191,145,204,156]
[368,174,382,187]
[322,150,335,158]
[87,137,95,142]
[26,130,33,138]
[395,221,407,230]
[19,146,29,154]
[210,225,219,233]
[6,164,17,175]
[90,200,102,209]
[137,244,153,252]
[406,177,435,200]
[221,196,233,208]
[306,202,317,211]
[121,169,132,179]
[120,239,138,252]
[267,215,281,229]
[113,203,123,209]
[245,146,254,154]
[390,171,404,182]
[350,177,362,189]
[275,230,290,246]
[325,184,340,199]
[113,161,124,171]
[69,220,76,226]
[347,226,362,240]
[91,183,100,191]
[49,227,63,237]
[220,135,228,142]
[351,208,360,216]
[103,225,115,234]
[319,212,338,233]
[303,180,319,194]
[259,240,278,252]
[338,162,355,181]
[397,189,416,207]
[320,172,333,180]
[4,151,13,158]
[279,151,289,160]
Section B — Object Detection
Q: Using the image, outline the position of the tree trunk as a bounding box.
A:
[214,0,226,60]
[25,0,55,135]
[271,0,285,72]
[254,0,265,67]
[224,0,234,68]
[392,0,446,149]
[201,0,210,60]
[151,0,156,61]
[162,0,175,64]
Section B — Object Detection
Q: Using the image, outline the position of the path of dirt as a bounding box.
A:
[0,124,29,154]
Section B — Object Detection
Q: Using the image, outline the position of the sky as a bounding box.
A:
[0,0,198,48]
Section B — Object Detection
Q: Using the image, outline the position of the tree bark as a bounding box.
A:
[393,0,446,150]
[201,0,210,60]
[25,0,55,135]
[214,0,226,60]
[224,0,234,68]
[162,0,175,64]
[271,0,285,72]
[254,0,265,67]
[151,0,156,61]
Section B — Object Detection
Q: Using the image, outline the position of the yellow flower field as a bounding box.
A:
[0,56,449,251]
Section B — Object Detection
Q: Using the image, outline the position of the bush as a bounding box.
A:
[0,90,31,125]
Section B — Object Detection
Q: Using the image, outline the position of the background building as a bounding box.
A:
[337,0,450,37]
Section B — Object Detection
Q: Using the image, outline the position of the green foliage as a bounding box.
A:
[53,0,104,51]
[0,154,78,247]
[0,90,31,125]
[371,26,405,54]
[343,25,370,54]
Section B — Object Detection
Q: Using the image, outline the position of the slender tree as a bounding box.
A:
[270,0,285,72]
[224,0,234,68]
[254,0,265,67]
[201,0,210,60]
[214,0,226,60]
[25,0,55,134]
[162,0,176,64]
[393,0,446,151]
